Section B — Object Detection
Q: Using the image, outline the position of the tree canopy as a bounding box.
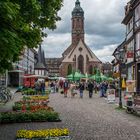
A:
[0,0,63,73]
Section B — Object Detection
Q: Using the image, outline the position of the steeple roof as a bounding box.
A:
[72,0,84,17]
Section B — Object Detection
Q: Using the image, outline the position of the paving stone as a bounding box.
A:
[0,91,140,140]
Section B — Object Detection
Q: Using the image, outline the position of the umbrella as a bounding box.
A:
[66,73,75,81]
[66,74,73,78]
[107,77,114,81]
[100,74,107,81]
[24,75,48,79]
[89,75,101,82]
[49,76,59,80]
[74,72,85,80]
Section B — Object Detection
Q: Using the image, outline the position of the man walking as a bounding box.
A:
[79,82,85,98]
[88,81,94,98]
[63,80,69,97]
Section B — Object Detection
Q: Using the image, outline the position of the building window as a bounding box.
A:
[128,66,133,80]
[89,65,93,75]
[126,19,133,39]
[67,64,72,75]
[136,32,140,57]
[135,4,140,28]
[78,55,84,74]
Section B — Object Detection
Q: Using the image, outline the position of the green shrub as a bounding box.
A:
[0,110,60,123]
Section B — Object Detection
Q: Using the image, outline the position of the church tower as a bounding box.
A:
[72,0,84,46]
[60,0,102,77]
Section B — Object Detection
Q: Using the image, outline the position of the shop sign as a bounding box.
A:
[126,80,136,92]
[127,51,133,58]
[107,89,115,103]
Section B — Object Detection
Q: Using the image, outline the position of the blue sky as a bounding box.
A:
[42,0,129,62]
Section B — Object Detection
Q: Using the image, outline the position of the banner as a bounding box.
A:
[126,80,136,92]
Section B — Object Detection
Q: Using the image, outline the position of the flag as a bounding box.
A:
[122,78,126,88]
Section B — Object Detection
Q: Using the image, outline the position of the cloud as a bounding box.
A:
[42,0,129,62]
[92,44,118,62]
[42,33,71,58]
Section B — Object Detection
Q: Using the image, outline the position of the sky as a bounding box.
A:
[42,0,129,62]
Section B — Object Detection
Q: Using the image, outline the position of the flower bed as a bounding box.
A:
[22,88,50,95]
[22,95,49,101]
[13,104,53,112]
[13,96,50,111]
[16,129,72,140]
[13,96,51,112]
[0,95,61,124]
[0,110,61,123]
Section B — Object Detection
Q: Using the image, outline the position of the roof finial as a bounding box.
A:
[75,0,80,6]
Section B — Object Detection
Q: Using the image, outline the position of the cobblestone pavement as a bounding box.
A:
[0,91,140,140]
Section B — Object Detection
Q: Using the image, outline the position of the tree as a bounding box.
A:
[0,0,63,73]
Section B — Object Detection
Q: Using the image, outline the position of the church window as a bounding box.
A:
[79,47,82,52]
[86,55,89,62]
[89,65,93,75]
[67,64,72,75]
[78,55,84,74]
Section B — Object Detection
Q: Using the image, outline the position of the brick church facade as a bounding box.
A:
[60,0,102,77]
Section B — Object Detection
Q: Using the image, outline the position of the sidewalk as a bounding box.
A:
[115,91,127,107]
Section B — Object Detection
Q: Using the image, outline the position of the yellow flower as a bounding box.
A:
[16,128,70,138]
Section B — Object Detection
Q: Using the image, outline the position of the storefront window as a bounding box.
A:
[136,32,140,57]
[127,67,133,80]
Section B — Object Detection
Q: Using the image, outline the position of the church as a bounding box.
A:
[60,0,102,77]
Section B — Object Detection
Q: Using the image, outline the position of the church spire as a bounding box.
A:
[75,0,80,7]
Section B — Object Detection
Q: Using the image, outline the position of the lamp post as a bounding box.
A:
[113,48,125,108]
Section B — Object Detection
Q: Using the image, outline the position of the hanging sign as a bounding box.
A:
[127,51,133,58]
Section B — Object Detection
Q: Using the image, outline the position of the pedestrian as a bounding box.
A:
[41,80,45,95]
[34,80,40,95]
[59,80,64,89]
[100,82,106,97]
[88,81,94,98]
[63,80,69,97]
[79,81,85,98]
[55,81,59,93]
[70,82,77,98]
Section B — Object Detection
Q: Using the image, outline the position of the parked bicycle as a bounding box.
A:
[0,86,12,103]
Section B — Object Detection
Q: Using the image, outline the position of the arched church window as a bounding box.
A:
[78,55,84,74]
[89,65,93,75]
[67,64,72,75]
[93,66,97,75]
[86,55,89,63]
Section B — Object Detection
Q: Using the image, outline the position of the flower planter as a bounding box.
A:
[16,137,72,140]
[16,129,71,140]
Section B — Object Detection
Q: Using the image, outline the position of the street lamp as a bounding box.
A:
[113,48,125,108]
[72,58,75,81]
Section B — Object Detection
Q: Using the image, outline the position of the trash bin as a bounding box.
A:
[126,100,133,113]
[127,100,133,106]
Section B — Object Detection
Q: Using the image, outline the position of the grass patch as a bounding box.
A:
[115,106,126,110]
